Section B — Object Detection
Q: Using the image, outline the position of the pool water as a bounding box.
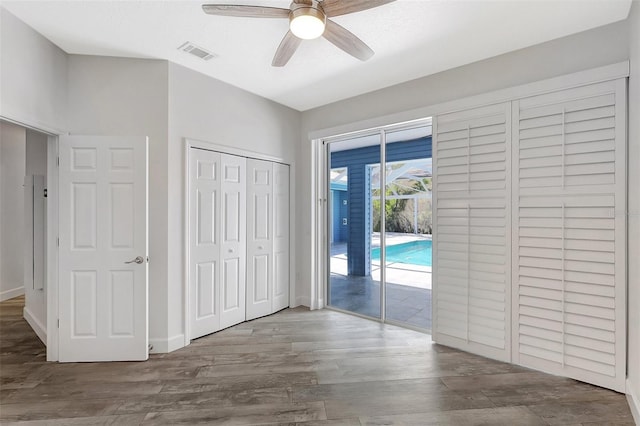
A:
[371,240,432,267]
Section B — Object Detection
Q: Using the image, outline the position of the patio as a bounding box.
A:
[329,233,432,329]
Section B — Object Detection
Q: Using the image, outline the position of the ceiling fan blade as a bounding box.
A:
[320,0,396,17]
[272,31,302,67]
[323,19,374,61]
[202,4,290,18]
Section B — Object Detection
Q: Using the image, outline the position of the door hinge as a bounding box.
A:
[147,256,150,263]
[43,188,48,198]
[57,237,59,247]
[57,157,59,167]
[57,319,60,328]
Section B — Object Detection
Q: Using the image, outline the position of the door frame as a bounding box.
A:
[0,115,61,361]
[183,138,294,345]
[319,119,433,330]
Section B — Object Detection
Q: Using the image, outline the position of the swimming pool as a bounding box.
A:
[371,240,432,267]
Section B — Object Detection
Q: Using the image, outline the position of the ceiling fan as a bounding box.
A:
[202,0,396,66]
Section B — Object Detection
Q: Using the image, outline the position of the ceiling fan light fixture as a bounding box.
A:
[290,6,326,40]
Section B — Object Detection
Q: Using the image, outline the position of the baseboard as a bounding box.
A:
[295,296,311,308]
[627,379,640,426]
[0,286,24,302]
[23,307,46,345]
[149,334,185,354]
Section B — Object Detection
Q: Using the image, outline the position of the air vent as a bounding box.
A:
[178,42,217,61]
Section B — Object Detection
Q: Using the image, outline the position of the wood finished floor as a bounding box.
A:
[0,296,635,425]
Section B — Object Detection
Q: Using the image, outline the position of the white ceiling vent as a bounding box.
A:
[178,42,217,61]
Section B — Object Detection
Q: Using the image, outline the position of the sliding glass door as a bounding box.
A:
[326,121,432,330]
[327,135,381,319]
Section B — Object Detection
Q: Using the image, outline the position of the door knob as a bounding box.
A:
[228,249,234,253]
[125,256,144,264]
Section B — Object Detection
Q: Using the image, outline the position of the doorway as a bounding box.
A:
[325,120,433,331]
[0,120,50,344]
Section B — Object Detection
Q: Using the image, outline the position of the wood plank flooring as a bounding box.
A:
[0,296,635,425]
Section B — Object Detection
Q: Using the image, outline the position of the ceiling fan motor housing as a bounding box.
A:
[289,1,327,39]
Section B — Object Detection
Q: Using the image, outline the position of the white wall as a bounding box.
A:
[626,1,640,422]
[23,129,48,341]
[66,55,171,350]
[296,20,631,305]
[167,63,300,347]
[64,58,301,352]
[0,121,26,301]
[0,8,67,131]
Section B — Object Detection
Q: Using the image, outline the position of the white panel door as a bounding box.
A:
[189,148,221,339]
[433,102,512,362]
[58,135,148,362]
[246,159,273,320]
[272,163,290,312]
[220,154,246,329]
[512,80,626,392]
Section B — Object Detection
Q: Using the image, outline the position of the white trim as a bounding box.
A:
[308,61,630,142]
[46,136,59,361]
[0,286,24,302]
[183,141,191,347]
[310,138,326,311]
[183,138,294,343]
[288,163,297,310]
[0,115,66,136]
[186,138,286,164]
[23,306,46,344]
[627,379,640,426]
[295,296,311,308]
[431,117,439,340]
[149,334,185,354]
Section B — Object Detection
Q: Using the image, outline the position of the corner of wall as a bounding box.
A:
[149,334,185,354]
[23,305,46,344]
[295,296,311,308]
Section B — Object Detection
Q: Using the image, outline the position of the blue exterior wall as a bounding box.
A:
[330,136,432,276]
[331,189,348,243]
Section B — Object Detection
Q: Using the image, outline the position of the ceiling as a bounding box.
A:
[1,0,631,112]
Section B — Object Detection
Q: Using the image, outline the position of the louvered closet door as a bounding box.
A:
[433,102,511,362]
[513,80,626,392]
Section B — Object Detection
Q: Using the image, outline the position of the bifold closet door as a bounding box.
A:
[246,160,291,320]
[512,79,626,392]
[189,149,221,339]
[272,163,290,312]
[190,149,246,338]
[219,154,247,329]
[433,102,512,362]
[246,159,273,320]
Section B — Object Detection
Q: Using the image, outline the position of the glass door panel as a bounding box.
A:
[326,122,433,330]
[383,127,433,329]
[327,135,382,319]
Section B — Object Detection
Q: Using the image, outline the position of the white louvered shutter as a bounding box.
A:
[512,80,626,392]
[433,102,511,362]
